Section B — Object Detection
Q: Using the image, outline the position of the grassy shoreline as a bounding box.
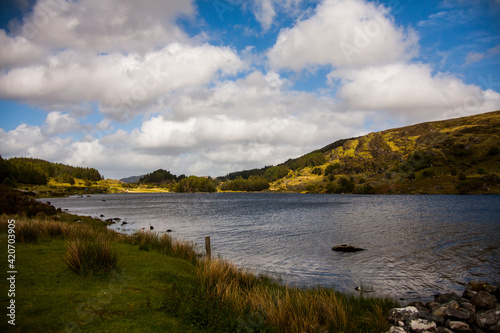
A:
[1,189,398,332]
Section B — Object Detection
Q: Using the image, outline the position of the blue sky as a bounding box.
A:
[0,0,499,179]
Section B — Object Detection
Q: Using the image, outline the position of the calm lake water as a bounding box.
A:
[41,193,500,302]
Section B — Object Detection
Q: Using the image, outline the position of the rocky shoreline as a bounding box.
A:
[387,281,500,332]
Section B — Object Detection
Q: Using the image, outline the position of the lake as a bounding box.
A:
[41,193,500,302]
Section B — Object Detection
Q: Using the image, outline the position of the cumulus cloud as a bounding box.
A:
[43,111,81,135]
[127,70,370,175]
[0,43,245,120]
[0,30,48,70]
[8,0,194,54]
[329,62,500,120]
[268,0,499,122]
[0,123,73,159]
[268,0,418,70]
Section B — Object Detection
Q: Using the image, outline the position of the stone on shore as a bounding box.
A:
[387,326,406,333]
[447,320,470,332]
[409,318,436,332]
[386,282,500,333]
[475,306,500,331]
[387,306,419,324]
[471,291,497,310]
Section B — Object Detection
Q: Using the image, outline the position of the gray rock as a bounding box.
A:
[419,310,446,326]
[436,328,454,333]
[435,292,463,304]
[471,291,497,310]
[387,326,407,333]
[426,301,441,311]
[447,320,470,332]
[460,302,476,313]
[443,307,470,321]
[475,307,500,331]
[388,306,419,324]
[409,318,436,332]
[463,289,478,300]
[408,301,427,311]
[433,301,460,317]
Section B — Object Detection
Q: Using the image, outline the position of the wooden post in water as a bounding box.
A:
[205,236,211,260]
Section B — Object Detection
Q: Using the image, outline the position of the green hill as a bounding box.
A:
[228,110,500,194]
[0,156,103,186]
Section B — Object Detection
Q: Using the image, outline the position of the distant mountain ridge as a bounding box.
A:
[119,175,144,184]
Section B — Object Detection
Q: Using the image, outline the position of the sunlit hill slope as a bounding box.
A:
[267,110,500,194]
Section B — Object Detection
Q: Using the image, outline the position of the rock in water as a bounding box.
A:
[331,244,365,252]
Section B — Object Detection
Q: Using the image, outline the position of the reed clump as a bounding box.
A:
[15,220,41,243]
[1,215,121,275]
[0,214,120,242]
[129,230,198,263]
[65,234,119,275]
[164,257,397,332]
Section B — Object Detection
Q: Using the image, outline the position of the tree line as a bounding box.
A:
[219,152,325,191]
[0,156,103,186]
[138,169,217,193]
[139,169,186,185]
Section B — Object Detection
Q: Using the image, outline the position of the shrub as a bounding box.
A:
[422,170,435,178]
[488,146,500,156]
[311,167,323,175]
[354,184,375,194]
[337,177,355,193]
[325,163,340,176]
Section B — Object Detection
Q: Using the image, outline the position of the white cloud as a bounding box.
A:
[43,111,81,135]
[465,44,500,65]
[268,0,418,70]
[253,0,276,31]
[0,43,245,121]
[329,62,500,120]
[0,123,73,160]
[0,30,48,70]
[127,71,370,175]
[8,0,194,54]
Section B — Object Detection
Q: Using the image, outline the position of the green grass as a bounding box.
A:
[0,215,397,332]
[0,234,203,332]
